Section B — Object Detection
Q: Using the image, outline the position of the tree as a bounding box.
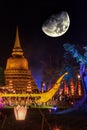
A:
[63,43,87,97]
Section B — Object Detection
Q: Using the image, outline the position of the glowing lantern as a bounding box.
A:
[63,80,69,95]
[77,80,82,96]
[14,105,27,120]
[70,78,75,95]
[77,74,80,79]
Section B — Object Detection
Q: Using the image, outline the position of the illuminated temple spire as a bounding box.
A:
[4,27,38,93]
[12,26,23,56]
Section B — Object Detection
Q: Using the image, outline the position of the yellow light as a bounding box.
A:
[77,74,80,79]
[53,127,60,130]
[14,105,27,120]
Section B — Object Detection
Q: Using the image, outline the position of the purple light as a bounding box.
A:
[0,102,4,108]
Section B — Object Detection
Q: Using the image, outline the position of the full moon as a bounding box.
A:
[42,11,70,37]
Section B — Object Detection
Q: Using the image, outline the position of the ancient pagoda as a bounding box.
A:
[4,27,38,93]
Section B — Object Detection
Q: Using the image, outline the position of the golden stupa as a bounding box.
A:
[4,27,38,93]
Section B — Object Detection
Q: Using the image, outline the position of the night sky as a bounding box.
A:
[0,0,87,88]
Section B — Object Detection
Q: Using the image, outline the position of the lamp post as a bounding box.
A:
[14,105,27,120]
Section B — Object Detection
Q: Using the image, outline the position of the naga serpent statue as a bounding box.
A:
[0,72,68,107]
